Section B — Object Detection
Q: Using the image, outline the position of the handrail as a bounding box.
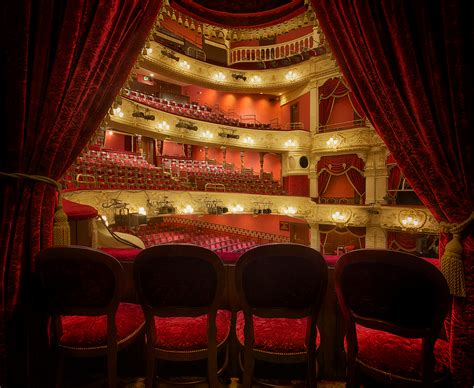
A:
[285,122,304,130]
[318,119,368,133]
[76,174,96,183]
[229,32,315,65]
[205,183,226,192]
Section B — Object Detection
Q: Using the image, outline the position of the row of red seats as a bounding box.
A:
[123,89,280,130]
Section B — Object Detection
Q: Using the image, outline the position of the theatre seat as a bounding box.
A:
[134,244,230,388]
[236,312,320,354]
[349,325,449,382]
[335,249,451,387]
[235,243,328,388]
[36,246,145,388]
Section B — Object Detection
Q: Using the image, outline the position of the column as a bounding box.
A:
[204,146,209,161]
[309,81,319,135]
[364,148,388,204]
[221,146,227,165]
[309,223,321,252]
[240,151,245,171]
[365,226,387,249]
[309,155,320,199]
[259,152,265,176]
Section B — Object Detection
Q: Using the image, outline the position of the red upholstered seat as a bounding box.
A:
[154,310,231,351]
[60,303,145,349]
[349,325,449,381]
[236,311,319,354]
[99,248,142,262]
[62,199,98,220]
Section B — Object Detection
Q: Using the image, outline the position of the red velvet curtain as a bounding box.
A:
[319,78,366,126]
[387,231,418,253]
[313,0,473,385]
[0,0,160,384]
[317,154,365,197]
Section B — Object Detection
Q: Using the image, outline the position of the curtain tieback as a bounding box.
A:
[0,172,70,246]
[439,212,474,297]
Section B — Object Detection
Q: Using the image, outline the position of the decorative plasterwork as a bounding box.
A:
[62,190,439,234]
[140,42,338,94]
[110,98,312,153]
[311,127,385,156]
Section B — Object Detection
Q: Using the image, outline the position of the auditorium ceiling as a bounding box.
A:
[171,0,305,27]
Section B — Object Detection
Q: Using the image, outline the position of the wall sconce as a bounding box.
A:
[284,206,297,215]
[243,136,254,145]
[326,137,339,147]
[331,209,352,226]
[176,120,198,131]
[182,205,194,214]
[201,130,213,139]
[178,60,190,70]
[249,75,262,83]
[285,70,298,81]
[284,139,297,147]
[112,107,124,118]
[230,204,244,213]
[398,209,426,231]
[213,71,226,81]
[157,120,170,130]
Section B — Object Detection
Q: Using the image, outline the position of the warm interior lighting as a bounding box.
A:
[201,130,213,139]
[231,204,244,213]
[138,207,147,216]
[284,206,297,215]
[100,215,109,227]
[284,139,297,147]
[243,136,254,145]
[249,75,261,83]
[182,205,194,214]
[157,121,170,130]
[285,70,298,81]
[178,60,190,70]
[331,209,352,226]
[213,71,226,81]
[326,137,339,147]
[149,73,154,77]
[399,209,426,230]
[107,130,114,136]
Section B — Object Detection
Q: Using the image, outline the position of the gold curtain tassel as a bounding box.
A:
[53,193,70,246]
[440,233,465,297]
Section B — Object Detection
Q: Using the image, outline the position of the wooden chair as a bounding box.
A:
[36,246,145,388]
[335,249,451,387]
[235,243,328,388]
[134,244,230,388]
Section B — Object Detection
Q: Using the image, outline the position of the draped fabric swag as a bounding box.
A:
[387,231,418,253]
[0,0,161,384]
[317,154,365,199]
[312,0,473,385]
[319,225,366,255]
[319,77,366,127]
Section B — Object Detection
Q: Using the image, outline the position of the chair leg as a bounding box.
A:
[108,349,117,388]
[145,346,155,388]
[346,358,358,388]
[307,353,317,388]
[241,351,254,388]
[208,352,219,388]
[55,354,64,388]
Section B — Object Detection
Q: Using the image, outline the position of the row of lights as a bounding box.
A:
[212,70,298,83]
[154,120,298,148]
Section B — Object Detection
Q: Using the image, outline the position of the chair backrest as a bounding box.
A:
[334,249,450,337]
[37,246,123,317]
[134,244,224,316]
[235,243,328,318]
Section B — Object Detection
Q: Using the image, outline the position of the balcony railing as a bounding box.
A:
[318,118,369,133]
[229,32,315,65]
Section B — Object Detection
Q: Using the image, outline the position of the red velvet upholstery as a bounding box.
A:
[60,303,145,349]
[99,248,142,262]
[236,311,319,354]
[154,310,231,351]
[347,325,449,381]
[62,199,98,220]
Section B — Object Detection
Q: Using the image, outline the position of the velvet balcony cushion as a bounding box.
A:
[236,311,319,354]
[347,325,449,381]
[62,199,98,221]
[99,248,142,262]
[153,310,231,351]
[60,303,144,349]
